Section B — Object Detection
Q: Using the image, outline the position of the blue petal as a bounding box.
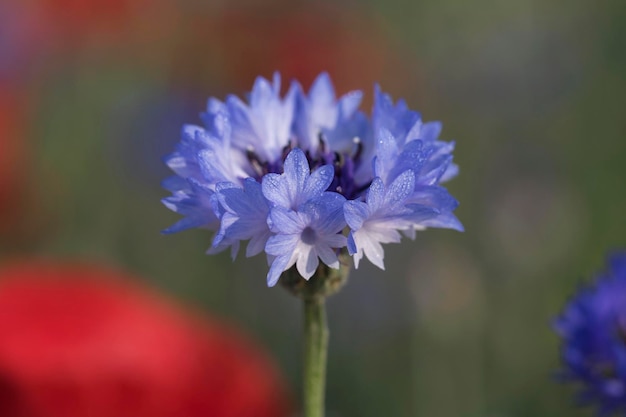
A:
[296,246,320,280]
[301,193,347,235]
[317,244,341,268]
[211,178,271,258]
[417,154,453,186]
[386,140,430,184]
[420,210,464,231]
[161,179,218,234]
[265,233,299,257]
[261,173,289,208]
[161,176,188,192]
[266,253,293,287]
[403,204,441,223]
[309,72,335,108]
[303,164,334,198]
[338,90,363,118]
[262,149,333,210]
[250,75,277,108]
[440,162,459,183]
[386,170,415,207]
[373,128,400,182]
[347,232,358,255]
[420,121,442,141]
[283,148,310,199]
[344,200,369,230]
[162,214,213,234]
[268,206,303,234]
[366,177,385,213]
[408,185,460,212]
[373,85,421,145]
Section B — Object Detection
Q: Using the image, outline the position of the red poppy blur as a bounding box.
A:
[0,261,292,417]
[33,0,141,39]
[171,1,417,103]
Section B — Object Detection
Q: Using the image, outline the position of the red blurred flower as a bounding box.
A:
[31,0,145,43]
[171,1,417,103]
[0,261,292,417]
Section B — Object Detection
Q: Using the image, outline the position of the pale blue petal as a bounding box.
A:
[403,204,440,223]
[297,246,319,280]
[262,149,333,210]
[247,231,271,257]
[303,164,334,198]
[283,148,310,199]
[347,232,358,255]
[420,121,442,141]
[373,85,421,145]
[343,200,368,230]
[267,254,293,287]
[161,179,218,233]
[323,233,348,249]
[408,185,460,212]
[226,95,254,141]
[301,193,346,235]
[421,212,465,232]
[161,176,188,192]
[265,233,299,257]
[417,154,453,186]
[268,206,303,234]
[366,177,385,213]
[373,128,399,182]
[316,244,340,269]
[309,72,335,109]
[262,173,290,208]
[250,75,276,108]
[272,72,282,94]
[386,170,415,206]
[386,140,429,184]
[162,213,213,234]
[439,162,459,183]
[338,91,363,118]
[211,178,271,257]
[212,212,238,247]
[323,110,368,154]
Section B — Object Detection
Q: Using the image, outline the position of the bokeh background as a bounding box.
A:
[2,0,626,416]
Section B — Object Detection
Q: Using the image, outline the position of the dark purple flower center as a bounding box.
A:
[246,135,370,199]
[300,227,317,245]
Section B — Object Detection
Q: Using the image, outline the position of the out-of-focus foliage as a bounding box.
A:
[1,0,625,416]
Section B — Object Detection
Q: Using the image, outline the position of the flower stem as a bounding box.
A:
[281,256,350,417]
[303,295,328,417]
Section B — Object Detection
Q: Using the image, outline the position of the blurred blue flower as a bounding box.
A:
[163,73,462,286]
[554,252,626,416]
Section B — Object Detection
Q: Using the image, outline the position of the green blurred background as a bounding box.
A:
[2,0,625,416]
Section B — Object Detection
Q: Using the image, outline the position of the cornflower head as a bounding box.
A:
[162,73,463,286]
[554,252,626,416]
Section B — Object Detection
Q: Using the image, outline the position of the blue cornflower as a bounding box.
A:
[554,252,626,416]
[162,72,463,286]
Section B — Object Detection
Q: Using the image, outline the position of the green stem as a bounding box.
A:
[281,255,349,417]
[303,296,328,417]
